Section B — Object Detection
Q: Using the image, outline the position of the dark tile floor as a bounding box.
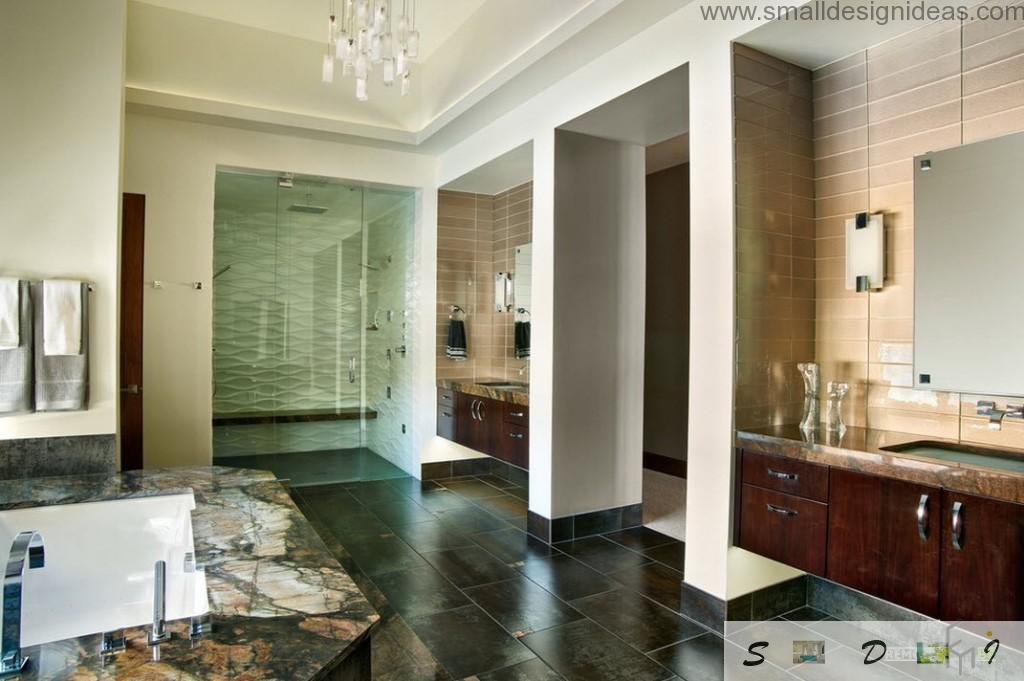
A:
[215,447,408,486]
[293,474,726,681]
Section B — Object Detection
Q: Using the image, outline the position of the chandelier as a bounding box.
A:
[321,0,420,101]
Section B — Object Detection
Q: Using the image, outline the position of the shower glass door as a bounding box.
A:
[212,169,414,485]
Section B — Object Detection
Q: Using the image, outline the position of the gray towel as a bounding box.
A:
[0,281,33,414]
[33,282,89,411]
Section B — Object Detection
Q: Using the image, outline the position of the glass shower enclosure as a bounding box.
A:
[211,169,414,485]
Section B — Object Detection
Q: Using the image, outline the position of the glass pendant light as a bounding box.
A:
[322,53,335,83]
[356,77,368,101]
[406,30,420,59]
[382,57,395,85]
[401,71,411,96]
[370,33,383,62]
[355,52,369,79]
[395,47,408,76]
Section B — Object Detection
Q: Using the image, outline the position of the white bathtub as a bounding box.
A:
[0,493,210,647]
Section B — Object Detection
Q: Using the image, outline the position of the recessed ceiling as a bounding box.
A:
[133,0,488,62]
[442,143,533,194]
[126,0,620,145]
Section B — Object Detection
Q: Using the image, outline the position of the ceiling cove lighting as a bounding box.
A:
[323,0,419,101]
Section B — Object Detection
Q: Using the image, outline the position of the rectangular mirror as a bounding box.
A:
[513,243,532,315]
[914,131,1024,396]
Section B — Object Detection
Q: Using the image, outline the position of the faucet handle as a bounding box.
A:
[100,631,127,657]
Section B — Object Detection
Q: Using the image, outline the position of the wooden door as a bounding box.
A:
[940,490,1024,621]
[827,469,941,617]
[119,193,146,471]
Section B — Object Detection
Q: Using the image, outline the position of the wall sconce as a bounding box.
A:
[845,211,884,292]
[494,271,513,312]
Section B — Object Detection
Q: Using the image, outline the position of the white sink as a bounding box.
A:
[0,493,210,647]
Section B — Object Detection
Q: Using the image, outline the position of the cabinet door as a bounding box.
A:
[474,397,500,455]
[941,490,1024,621]
[827,469,940,617]
[454,393,476,449]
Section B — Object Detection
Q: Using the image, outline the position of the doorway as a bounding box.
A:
[120,192,145,471]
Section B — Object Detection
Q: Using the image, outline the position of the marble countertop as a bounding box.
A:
[737,425,1024,504]
[0,466,378,680]
[438,378,529,406]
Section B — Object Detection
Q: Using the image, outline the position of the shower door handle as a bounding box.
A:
[348,357,357,384]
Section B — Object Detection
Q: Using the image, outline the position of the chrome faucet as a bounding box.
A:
[148,560,171,645]
[1,531,45,677]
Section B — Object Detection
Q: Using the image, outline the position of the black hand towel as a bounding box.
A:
[446,319,468,361]
[514,320,531,359]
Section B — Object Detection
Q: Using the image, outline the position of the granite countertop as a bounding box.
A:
[438,378,529,406]
[737,424,1024,505]
[0,466,378,680]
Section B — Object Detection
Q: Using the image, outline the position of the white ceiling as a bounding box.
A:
[736,0,972,69]
[560,65,688,147]
[134,0,488,62]
[442,143,533,194]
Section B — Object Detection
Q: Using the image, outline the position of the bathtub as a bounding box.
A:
[0,493,210,647]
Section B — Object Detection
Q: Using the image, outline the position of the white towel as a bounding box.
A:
[43,280,83,356]
[0,278,19,350]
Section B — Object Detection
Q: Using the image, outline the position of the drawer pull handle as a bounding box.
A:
[509,432,525,440]
[441,411,452,418]
[441,394,452,401]
[767,468,798,481]
[510,411,525,417]
[916,493,929,540]
[951,500,964,551]
[766,503,798,517]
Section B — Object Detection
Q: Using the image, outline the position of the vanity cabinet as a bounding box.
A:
[738,447,1024,621]
[440,389,529,469]
[939,491,1024,622]
[827,469,941,617]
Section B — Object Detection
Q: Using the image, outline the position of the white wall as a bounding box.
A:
[0,1,126,442]
[123,113,437,470]
[549,131,646,518]
[437,2,764,599]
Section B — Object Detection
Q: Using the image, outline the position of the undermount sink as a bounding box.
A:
[477,382,528,390]
[882,441,1024,474]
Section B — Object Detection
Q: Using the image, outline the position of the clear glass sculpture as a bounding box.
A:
[826,381,850,436]
[797,362,820,434]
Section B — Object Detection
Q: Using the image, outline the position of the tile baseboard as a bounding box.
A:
[527,503,642,544]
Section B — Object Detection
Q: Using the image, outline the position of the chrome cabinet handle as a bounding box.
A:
[441,393,452,401]
[471,400,480,421]
[348,356,357,384]
[951,500,964,550]
[509,432,525,440]
[478,401,485,420]
[916,493,930,540]
[766,503,798,517]
[767,468,798,481]
[510,411,525,418]
[440,411,452,418]
[120,384,140,394]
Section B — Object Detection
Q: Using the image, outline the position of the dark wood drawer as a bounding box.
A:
[504,402,529,426]
[739,484,827,575]
[742,450,829,502]
[437,404,456,441]
[438,388,455,407]
[499,421,529,470]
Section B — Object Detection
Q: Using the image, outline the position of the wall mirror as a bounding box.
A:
[914,130,1024,396]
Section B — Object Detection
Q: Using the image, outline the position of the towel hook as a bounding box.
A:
[449,305,466,320]
[516,307,530,318]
